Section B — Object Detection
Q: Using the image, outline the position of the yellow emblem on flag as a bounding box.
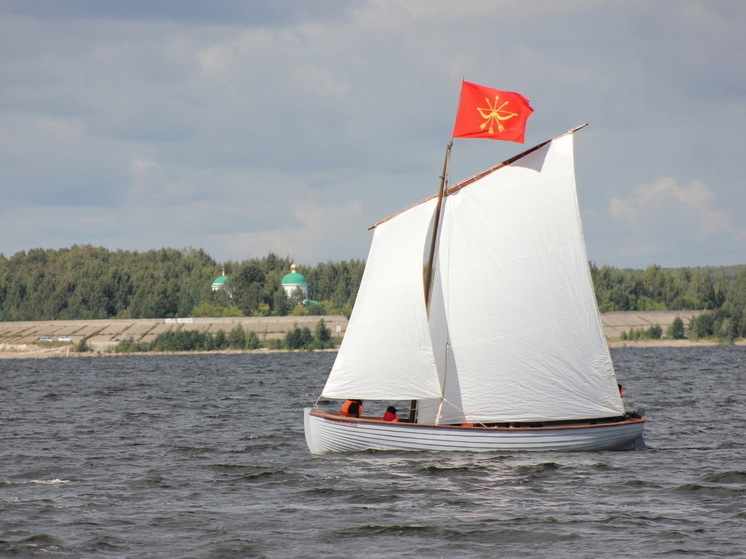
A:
[477,95,519,135]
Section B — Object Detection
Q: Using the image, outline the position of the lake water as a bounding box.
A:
[1,347,744,558]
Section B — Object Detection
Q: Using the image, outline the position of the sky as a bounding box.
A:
[1,0,744,270]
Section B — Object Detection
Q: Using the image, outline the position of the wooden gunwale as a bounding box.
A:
[310,409,645,432]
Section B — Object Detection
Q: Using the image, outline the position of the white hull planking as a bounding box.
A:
[304,408,646,454]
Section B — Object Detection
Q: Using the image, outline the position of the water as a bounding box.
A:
[1,347,743,558]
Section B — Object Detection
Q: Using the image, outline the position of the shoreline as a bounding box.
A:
[0,344,337,360]
[608,339,745,348]
[1,338,743,360]
[0,312,742,359]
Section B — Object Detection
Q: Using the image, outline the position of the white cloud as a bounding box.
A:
[210,200,366,263]
[606,177,746,266]
[610,177,738,235]
[0,1,744,268]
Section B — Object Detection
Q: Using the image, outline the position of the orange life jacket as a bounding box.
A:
[340,400,362,417]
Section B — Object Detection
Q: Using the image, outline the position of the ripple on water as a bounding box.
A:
[0,348,744,558]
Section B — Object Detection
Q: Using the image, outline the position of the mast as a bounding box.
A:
[424,141,452,310]
[409,140,452,422]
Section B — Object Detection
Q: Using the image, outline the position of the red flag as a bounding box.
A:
[452,81,533,143]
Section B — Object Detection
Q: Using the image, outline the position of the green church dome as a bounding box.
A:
[281,264,307,285]
[212,270,229,291]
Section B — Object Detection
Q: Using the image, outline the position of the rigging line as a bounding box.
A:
[433,395,481,426]
[435,342,451,424]
[311,393,325,410]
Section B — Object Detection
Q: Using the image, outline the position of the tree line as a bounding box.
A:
[0,246,364,321]
[592,264,746,342]
[112,320,335,353]
[0,246,744,342]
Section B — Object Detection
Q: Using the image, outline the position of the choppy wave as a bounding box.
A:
[0,348,744,558]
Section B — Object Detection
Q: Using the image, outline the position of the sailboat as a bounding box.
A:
[304,124,646,453]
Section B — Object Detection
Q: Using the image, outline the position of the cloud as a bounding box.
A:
[2,0,362,26]
[608,177,746,264]
[0,1,744,268]
[209,200,367,263]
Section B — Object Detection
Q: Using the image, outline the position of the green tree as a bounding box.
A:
[314,319,333,348]
[645,324,663,339]
[245,331,261,350]
[214,330,228,349]
[230,264,266,315]
[722,269,746,338]
[667,316,686,339]
[689,312,716,340]
[272,286,291,316]
[285,327,302,349]
[229,325,247,348]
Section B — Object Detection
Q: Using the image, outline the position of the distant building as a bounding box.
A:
[281,264,308,299]
[212,270,229,292]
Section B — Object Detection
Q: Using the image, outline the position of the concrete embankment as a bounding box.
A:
[0,310,739,359]
[0,316,348,358]
[601,310,702,340]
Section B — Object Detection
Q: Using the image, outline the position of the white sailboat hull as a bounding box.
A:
[304,408,646,454]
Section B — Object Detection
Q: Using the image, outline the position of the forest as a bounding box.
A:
[591,263,746,341]
[0,246,744,341]
[0,246,364,322]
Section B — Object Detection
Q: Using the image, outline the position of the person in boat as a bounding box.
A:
[340,399,363,417]
[382,406,399,422]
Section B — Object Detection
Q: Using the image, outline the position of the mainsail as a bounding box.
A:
[433,133,624,423]
[322,130,625,424]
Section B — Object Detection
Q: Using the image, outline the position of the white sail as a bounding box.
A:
[321,197,442,400]
[434,134,624,423]
[305,127,647,454]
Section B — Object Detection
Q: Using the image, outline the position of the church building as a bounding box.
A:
[211,270,228,292]
[281,264,308,300]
